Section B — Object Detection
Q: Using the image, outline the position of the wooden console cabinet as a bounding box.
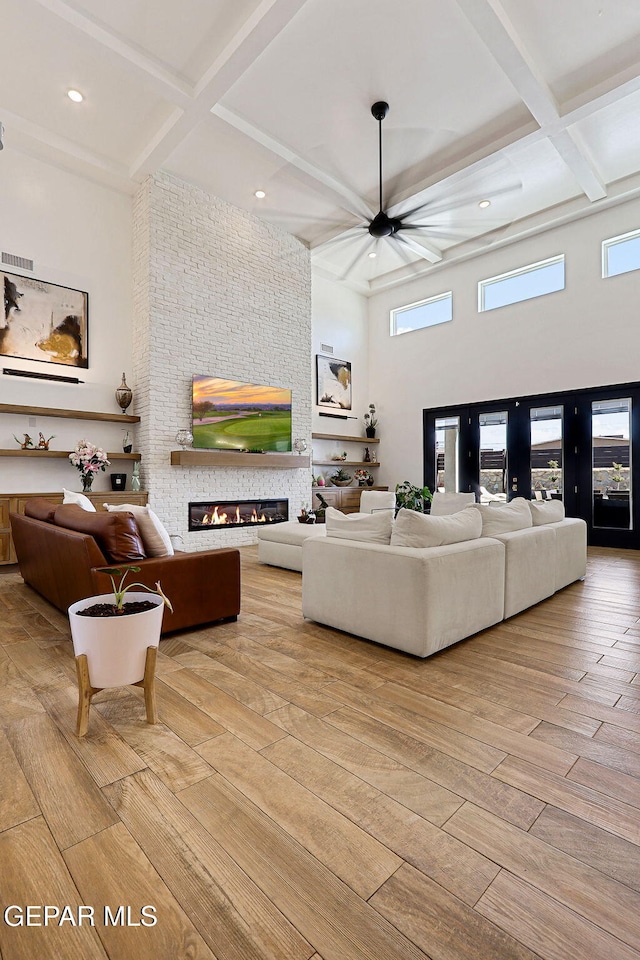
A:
[311,486,388,515]
[0,491,148,565]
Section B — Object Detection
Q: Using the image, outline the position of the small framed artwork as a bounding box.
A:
[2,270,88,368]
[316,355,352,410]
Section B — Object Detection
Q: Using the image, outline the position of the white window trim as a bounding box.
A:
[478,254,565,312]
[602,227,640,278]
[390,291,452,336]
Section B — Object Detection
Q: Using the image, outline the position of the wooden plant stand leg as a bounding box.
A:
[132,646,158,725]
[75,654,102,738]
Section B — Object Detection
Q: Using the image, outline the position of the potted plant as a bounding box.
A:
[354,468,374,487]
[611,461,625,491]
[395,481,433,513]
[298,503,315,523]
[68,566,172,736]
[331,467,353,486]
[547,459,560,486]
[364,403,378,439]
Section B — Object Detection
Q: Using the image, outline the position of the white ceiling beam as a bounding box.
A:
[129,0,311,179]
[30,0,193,106]
[212,105,376,222]
[548,128,606,201]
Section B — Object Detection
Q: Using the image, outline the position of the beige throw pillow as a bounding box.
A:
[467,497,533,537]
[104,503,174,557]
[529,499,565,525]
[62,488,96,512]
[391,507,482,548]
[325,506,393,544]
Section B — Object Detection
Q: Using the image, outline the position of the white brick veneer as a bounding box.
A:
[132,172,312,549]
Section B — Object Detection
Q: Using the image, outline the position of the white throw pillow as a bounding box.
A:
[63,488,96,512]
[529,499,565,525]
[467,497,533,537]
[391,507,482,548]
[104,503,174,557]
[325,506,393,544]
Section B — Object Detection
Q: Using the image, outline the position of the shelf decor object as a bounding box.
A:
[68,440,110,492]
[175,428,194,449]
[293,438,308,455]
[115,372,133,414]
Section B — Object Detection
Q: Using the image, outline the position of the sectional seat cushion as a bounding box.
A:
[529,499,566,525]
[325,506,393,544]
[24,498,57,523]
[63,488,97,512]
[53,504,146,563]
[104,503,174,557]
[468,497,532,537]
[391,507,482,548]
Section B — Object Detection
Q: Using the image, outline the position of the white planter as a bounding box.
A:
[68,593,164,688]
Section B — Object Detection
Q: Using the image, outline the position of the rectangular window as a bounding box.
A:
[391,292,452,336]
[478,255,565,312]
[602,229,640,278]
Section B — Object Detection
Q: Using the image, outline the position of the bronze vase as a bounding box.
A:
[115,373,133,414]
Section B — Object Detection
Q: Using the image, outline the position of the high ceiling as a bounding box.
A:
[3,0,640,292]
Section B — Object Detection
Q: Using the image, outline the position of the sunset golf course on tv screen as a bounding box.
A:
[192,375,292,452]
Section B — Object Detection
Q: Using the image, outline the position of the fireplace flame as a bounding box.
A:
[198,504,268,526]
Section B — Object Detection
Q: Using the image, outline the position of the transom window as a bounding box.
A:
[390,292,452,336]
[602,228,640,278]
[478,255,565,312]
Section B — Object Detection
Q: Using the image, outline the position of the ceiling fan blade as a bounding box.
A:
[395,233,442,264]
[312,224,369,254]
[388,236,426,275]
[339,239,374,281]
[392,179,523,223]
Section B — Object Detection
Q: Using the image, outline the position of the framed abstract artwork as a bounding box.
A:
[2,270,88,368]
[316,355,352,410]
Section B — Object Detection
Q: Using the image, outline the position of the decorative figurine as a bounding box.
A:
[37,433,55,450]
[363,447,371,462]
[115,372,133,414]
[14,433,34,449]
[131,461,141,492]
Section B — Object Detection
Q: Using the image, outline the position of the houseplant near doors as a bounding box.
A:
[68,567,172,736]
[395,481,433,513]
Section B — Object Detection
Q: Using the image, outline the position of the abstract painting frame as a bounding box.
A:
[2,270,89,368]
[316,355,352,410]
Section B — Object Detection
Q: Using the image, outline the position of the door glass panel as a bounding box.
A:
[479,412,507,502]
[435,417,460,491]
[530,406,563,500]
[592,399,631,530]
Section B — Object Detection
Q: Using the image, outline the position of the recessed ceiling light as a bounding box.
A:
[478,199,491,209]
[67,89,84,103]
[254,190,266,199]
[368,251,377,258]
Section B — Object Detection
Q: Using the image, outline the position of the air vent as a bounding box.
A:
[2,252,33,271]
[320,343,333,353]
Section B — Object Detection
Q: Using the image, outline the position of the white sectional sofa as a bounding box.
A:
[302,498,587,658]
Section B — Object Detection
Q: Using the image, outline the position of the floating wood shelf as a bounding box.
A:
[0,403,140,423]
[313,461,380,467]
[312,432,379,443]
[0,450,141,460]
[171,450,310,468]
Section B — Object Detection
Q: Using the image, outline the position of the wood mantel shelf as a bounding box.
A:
[171,450,310,468]
[0,403,140,423]
[312,432,379,443]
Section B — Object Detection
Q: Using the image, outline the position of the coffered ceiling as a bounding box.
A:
[2,0,640,292]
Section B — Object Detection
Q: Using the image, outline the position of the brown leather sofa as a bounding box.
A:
[10,499,241,633]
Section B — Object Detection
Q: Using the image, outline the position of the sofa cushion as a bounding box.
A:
[325,506,393,544]
[24,498,57,523]
[468,497,532,537]
[104,503,174,557]
[391,507,482,548]
[529,499,565,525]
[63,488,96,512]
[53,504,146,563]
[430,492,476,516]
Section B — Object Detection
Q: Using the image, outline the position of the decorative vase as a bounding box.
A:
[365,427,376,439]
[115,373,133,414]
[122,430,132,453]
[81,474,94,493]
[366,478,375,486]
[175,428,193,449]
[131,461,141,492]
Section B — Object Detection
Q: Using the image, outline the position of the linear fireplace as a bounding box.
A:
[189,498,289,531]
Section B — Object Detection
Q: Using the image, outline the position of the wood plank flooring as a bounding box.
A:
[0,545,639,959]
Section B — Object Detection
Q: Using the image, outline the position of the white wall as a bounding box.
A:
[0,151,133,493]
[368,197,640,488]
[133,172,312,548]
[311,272,370,479]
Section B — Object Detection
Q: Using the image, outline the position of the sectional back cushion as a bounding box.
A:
[430,492,476,516]
[391,507,482,548]
[529,499,565,525]
[24,498,58,523]
[104,503,174,557]
[467,497,533,537]
[53,504,146,563]
[358,490,396,514]
[325,506,393,544]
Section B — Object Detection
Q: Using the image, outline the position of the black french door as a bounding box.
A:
[424,382,640,548]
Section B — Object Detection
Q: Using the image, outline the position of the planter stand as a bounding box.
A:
[75,645,158,737]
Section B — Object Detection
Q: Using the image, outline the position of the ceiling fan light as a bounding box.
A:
[478,199,491,208]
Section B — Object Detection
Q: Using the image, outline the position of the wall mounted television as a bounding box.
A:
[191,375,292,452]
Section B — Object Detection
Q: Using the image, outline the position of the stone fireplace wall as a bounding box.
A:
[132,171,312,549]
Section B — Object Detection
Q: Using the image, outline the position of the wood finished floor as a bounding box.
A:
[0,546,639,959]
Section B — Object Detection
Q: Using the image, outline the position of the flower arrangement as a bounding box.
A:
[354,468,373,486]
[364,403,378,433]
[69,439,110,492]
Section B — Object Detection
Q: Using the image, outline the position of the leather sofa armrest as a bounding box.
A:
[91,548,241,633]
